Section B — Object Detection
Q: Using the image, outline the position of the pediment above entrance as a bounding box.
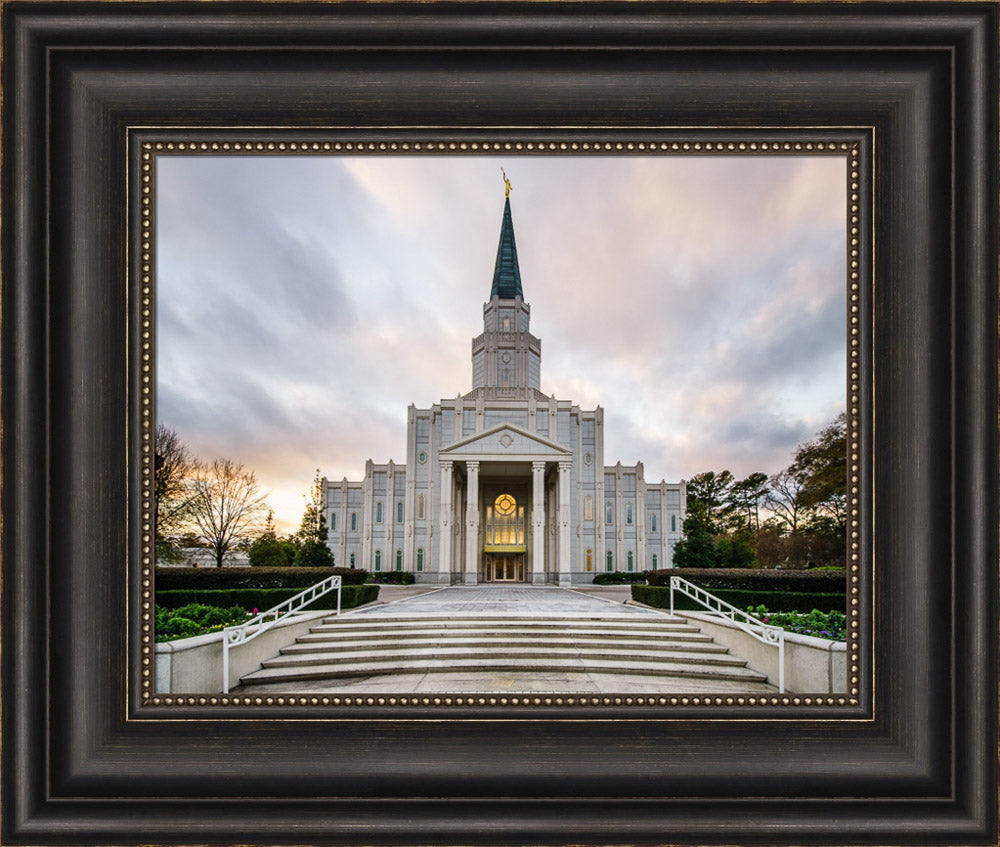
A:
[440,423,571,460]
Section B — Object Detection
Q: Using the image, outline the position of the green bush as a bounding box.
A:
[645,567,845,593]
[592,571,648,585]
[368,571,416,585]
[746,605,847,640]
[155,566,369,590]
[155,583,380,613]
[631,584,845,614]
[155,603,249,642]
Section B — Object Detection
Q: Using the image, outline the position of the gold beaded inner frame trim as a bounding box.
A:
[135,133,868,713]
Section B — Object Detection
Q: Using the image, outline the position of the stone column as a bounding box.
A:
[464,460,480,585]
[558,461,572,586]
[438,460,453,581]
[531,461,547,584]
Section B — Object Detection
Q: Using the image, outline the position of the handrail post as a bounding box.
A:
[778,635,785,694]
[669,577,675,617]
[223,635,230,695]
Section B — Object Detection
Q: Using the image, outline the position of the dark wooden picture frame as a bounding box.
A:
[3,3,997,845]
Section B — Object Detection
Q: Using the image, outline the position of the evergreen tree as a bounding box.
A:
[672,505,720,568]
[293,470,333,567]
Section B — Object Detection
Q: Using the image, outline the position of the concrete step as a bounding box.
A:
[237,611,770,690]
[296,625,714,644]
[282,635,725,654]
[240,656,769,686]
[262,644,744,669]
[321,613,691,625]
[309,618,702,636]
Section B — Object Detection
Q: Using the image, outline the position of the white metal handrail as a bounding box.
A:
[222,574,342,693]
[669,575,785,693]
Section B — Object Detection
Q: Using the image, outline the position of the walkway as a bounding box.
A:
[235,585,778,695]
[351,584,648,618]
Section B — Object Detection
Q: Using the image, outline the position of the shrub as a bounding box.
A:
[631,584,845,614]
[645,567,845,593]
[368,571,416,585]
[155,584,380,614]
[746,605,847,640]
[155,566,369,590]
[155,603,248,642]
[592,571,648,585]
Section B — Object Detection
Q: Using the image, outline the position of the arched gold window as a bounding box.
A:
[484,493,525,550]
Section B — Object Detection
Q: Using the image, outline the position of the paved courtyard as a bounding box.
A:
[351,584,651,618]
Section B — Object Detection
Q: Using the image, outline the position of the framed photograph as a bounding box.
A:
[3,3,997,846]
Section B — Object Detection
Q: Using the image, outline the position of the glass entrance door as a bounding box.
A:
[488,555,525,582]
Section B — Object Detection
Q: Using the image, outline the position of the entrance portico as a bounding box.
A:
[438,423,572,585]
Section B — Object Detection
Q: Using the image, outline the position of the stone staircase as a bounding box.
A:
[237,612,770,688]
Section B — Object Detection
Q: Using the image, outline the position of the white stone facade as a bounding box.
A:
[323,197,685,585]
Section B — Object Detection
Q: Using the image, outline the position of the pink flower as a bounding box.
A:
[763,616,769,623]
[253,608,258,614]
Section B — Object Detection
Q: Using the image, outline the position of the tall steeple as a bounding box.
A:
[490,196,523,300]
[469,181,543,399]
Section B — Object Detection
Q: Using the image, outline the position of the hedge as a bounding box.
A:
[631,584,845,614]
[592,571,648,585]
[155,584,380,613]
[368,571,416,585]
[646,567,845,594]
[155,566,369,590]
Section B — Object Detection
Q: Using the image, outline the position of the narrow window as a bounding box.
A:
[605,502,613,524]
[396,550,403,570]
[584,495,593,521]
[606,551,613,572]
[374,550,381,571]
[350,512,357,532]
[349,553,355,567]
[671,514,677,532]
[650,514,656,533]
[330,512,337,532]
[626,503,633,525]
[417,494,425,520]
[376,501,383,523]
[417,548,424,571]
[586,549,593,572]
[397,501,404,523]
[652,553,658,570]
[627,551,634,572]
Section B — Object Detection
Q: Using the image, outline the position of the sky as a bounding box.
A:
[156,154,846,534]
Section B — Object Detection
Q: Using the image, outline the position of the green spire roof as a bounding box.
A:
[490,197,523,300]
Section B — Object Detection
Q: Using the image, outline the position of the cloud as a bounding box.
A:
[156,154,846,531]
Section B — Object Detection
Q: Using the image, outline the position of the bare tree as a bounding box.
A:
[186,458,269,567]
[765,469,807,534]
[154,424,195,558]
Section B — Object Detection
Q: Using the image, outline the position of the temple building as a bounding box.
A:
[323,186,686,585]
